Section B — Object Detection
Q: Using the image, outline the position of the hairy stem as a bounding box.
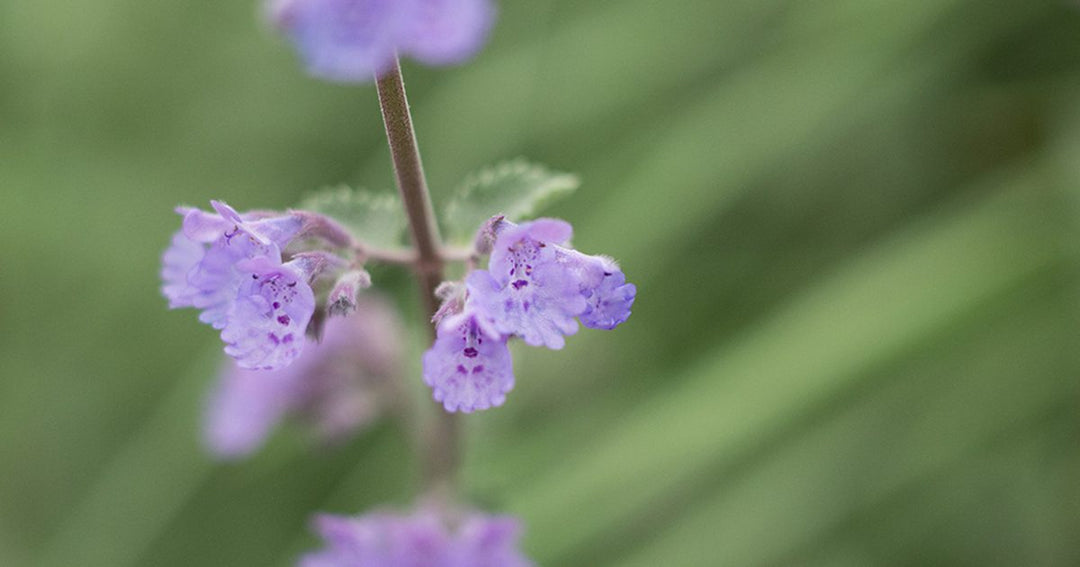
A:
[375,57,460,501]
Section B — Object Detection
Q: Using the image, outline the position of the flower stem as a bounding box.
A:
[375,57,460,502]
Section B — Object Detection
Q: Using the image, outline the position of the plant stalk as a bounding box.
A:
[375,57,460,502]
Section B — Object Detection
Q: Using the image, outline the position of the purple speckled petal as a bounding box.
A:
[271,0,408,82]
[167,202,304,330]
[473,219,585,349]
[190,236,282,330]
[400,0,496,66]
[487,218,573,276]
[221,256,315,370]
[422,310,513,413]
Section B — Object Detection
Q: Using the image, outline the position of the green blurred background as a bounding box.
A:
[3,0,1080,565]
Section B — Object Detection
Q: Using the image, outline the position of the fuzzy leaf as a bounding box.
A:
[442,159,580,245]
[299,187,407,250]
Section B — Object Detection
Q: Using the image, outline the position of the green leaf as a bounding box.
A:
[442,159,580,245]
[299,186,407,250]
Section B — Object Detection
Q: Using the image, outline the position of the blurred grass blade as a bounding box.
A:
[35,352,220,567]
[509,169,1063,562]
[619,287,1073,567]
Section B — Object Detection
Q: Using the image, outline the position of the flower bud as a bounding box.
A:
[327,269,372,317]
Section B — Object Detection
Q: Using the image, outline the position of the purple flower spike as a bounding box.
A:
[221,256,316,370]
[269,0,495,83]
[301,510,532,567]
[475,218,586,349]
[205,297,404,458]
[422,309,512,413]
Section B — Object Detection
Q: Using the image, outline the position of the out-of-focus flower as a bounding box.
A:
[204,296,404,459]
[301,509,532,567]
[268,0,496,83]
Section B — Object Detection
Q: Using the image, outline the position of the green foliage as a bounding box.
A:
[441,159,579,245]
[299,186,407,250]
[4,1,1080,567]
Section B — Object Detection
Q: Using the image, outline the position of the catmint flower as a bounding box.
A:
[422,306,512,413]
[205,297,404,458]
[470,219,587,349]
[553,249,636,331]
[221,255,317,370]
[469,218,636,347]
[301,509,532,567]
[269,0,496,83]
[422,218,635,412]
[162,201,319,370]
[162,201,303,328]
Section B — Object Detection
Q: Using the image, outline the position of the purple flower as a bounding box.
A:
[470,219,586,349]
[553,249,636,330]
[221,255,317,370]
[422,307,513,413]
[301,510,532,567]
[162,201,303,326]
[205,297,404,458]
[161,201,313,369]
[269,0,496,83]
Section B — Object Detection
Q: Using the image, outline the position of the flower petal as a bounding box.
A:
[400,0,496,66]
[422,311,513,413]
[221,257,315,370]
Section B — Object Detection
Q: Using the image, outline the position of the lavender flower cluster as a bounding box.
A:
[158,0,639,564]
[162,205,634,413]
[423,218,636,413]
[162,201,318,371]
